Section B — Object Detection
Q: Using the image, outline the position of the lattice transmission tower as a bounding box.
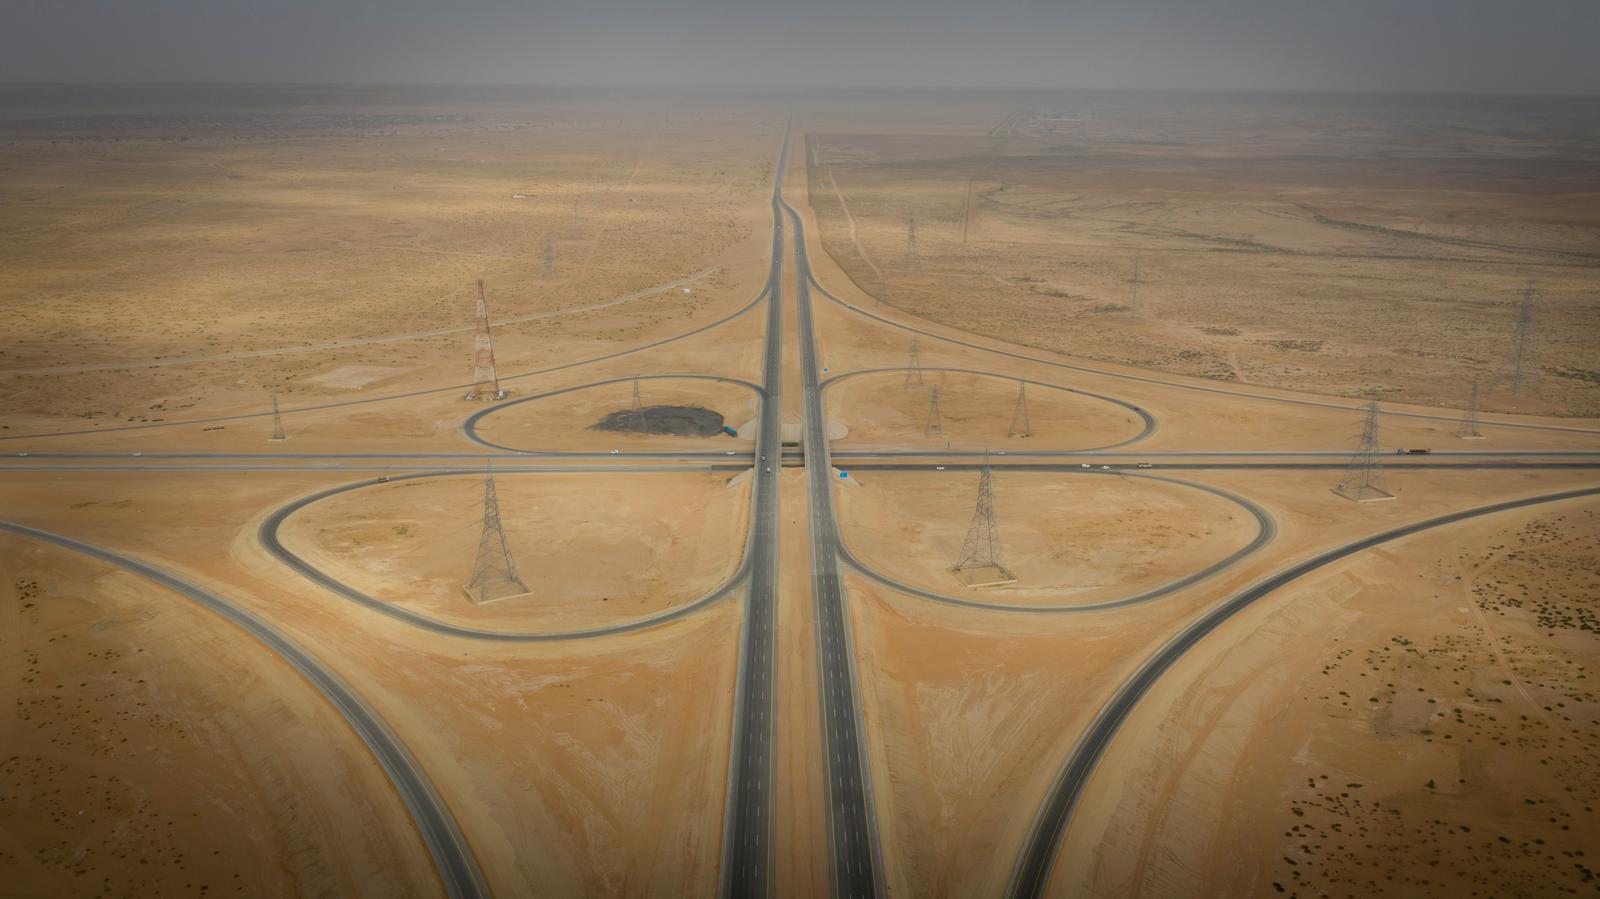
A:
[1499,283,1541,405]
[1008,379,1031,438]
[925,386,944,436]
[904,337,924,388]
[951,454,1017,587]
[1457,377,1485,440]
[465,280,507,401]
[543,236,557,279]
[902,212,921,273]
[1334,398,1394,502]
[629,376,648,434]
[464,466,529,603]
[269,394,287,442]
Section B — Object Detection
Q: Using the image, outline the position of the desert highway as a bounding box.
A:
[0,520,489,899]
[719,122,789,898]
[1003,483,1600,899]
[784,186,886,896]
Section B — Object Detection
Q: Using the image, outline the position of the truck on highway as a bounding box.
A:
[1396,448,1432,455]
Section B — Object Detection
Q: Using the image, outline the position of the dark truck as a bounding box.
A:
[1395,448,1431,454]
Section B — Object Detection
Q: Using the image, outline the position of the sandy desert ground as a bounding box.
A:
[804,92,1600,417]
[0,535,439,898]
[279,471,749,630]
[1,85,1597,898]
[1060,496,1600,898]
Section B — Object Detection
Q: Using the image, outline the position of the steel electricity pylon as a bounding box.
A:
[464,465,529,603]
[543,236,557,279]
[1008,379,1031,438]
[902,211,921,273]
[904,336,924,388]
[269,394,287,442]
[1457,377,1485,440]
[1500,282,1541,406]
[951,454,1017,586]
[1334,398,1395,502]
[464,280,507,401]
[924,386,944,436]
[629,376,648,434]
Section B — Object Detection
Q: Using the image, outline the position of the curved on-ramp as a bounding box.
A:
[0,520,489,899]
[819,366,1157,451]
[836,469,1275,613]
[806,274,1600,438]
[461,372,763,454]
[1004,483,1600,899]
[259,469,752,642]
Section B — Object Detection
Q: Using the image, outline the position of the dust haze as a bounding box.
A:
[2,4,1598,899]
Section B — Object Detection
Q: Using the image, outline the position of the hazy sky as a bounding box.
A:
[3,0,1597,94]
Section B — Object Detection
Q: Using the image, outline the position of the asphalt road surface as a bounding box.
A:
[720,123,790,899]
[834,469,1278,613]
[0,520,490,899]
[1003,483,1600,899]
[784,186,886,897]
[259,469,749,642]
[461,372,764,454]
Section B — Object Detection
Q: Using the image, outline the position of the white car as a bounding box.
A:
[996,451,1006,455]
[1080,463,1091,469]
[609,449,620,455]
[1100,465,1112,470]
[131,452,143,457]
[935,465,946,471]
[725,451,736,455]
[765,467,772,473]
[16,452,28,457]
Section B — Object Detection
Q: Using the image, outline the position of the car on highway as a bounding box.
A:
[377,476,390,483]
[131,452,142,457]
[935,465,946,470]
[1137,462,1153,469]
[610,449,620,454]
[1100,465,1112,470]
[725,450,736,455]
[765,466,772,473]
[1080,463,1091,469]
[15,452,27,457]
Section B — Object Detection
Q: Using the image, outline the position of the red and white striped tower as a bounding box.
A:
[465,280,506,401]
